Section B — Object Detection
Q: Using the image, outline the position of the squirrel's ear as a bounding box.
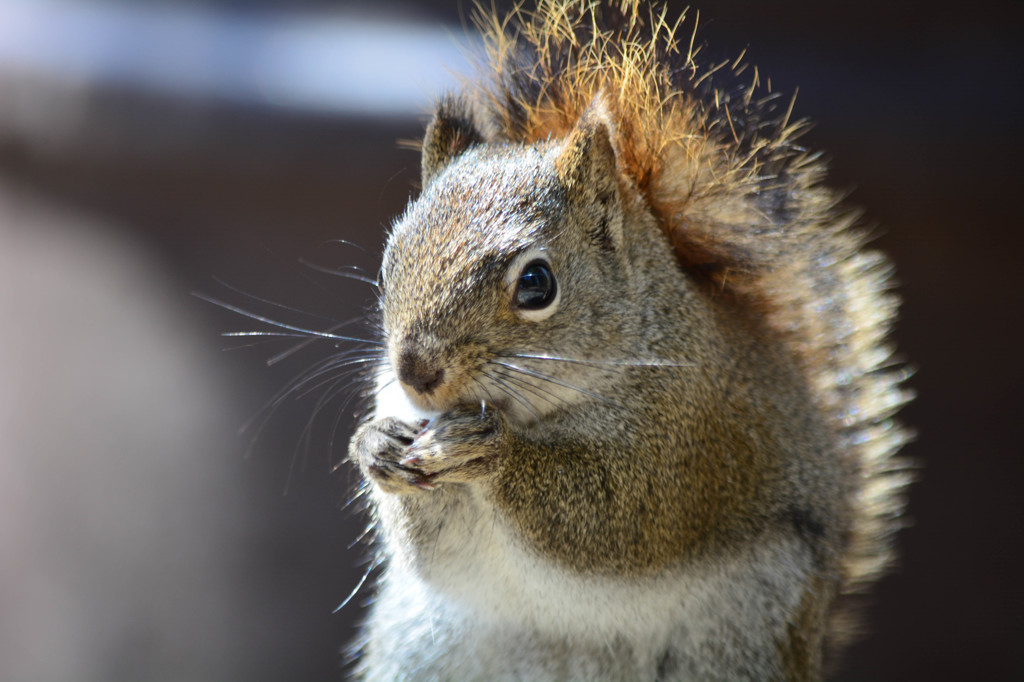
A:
[555,101,624,251]
[421,95,485,188]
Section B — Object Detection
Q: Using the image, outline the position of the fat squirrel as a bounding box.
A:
[348,1,912,679]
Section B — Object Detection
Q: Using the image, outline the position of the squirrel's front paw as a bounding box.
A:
[350,417,435,495]
[400,406,507,485]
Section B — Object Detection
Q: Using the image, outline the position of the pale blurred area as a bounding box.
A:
[0,1,1020,680]
[0,185,243,680]
[0,1,471,680]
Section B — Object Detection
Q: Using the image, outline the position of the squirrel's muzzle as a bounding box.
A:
[397,347,445,396]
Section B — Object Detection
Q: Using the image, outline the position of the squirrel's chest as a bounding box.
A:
[368,486,809,680]
[374,483,805,636]
[376,485,640,637]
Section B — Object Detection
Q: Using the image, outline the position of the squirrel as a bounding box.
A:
[347,1,912,680]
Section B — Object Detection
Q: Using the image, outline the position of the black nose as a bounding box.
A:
[397,348,445,395]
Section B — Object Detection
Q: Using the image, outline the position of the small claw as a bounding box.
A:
[401,454,422,467]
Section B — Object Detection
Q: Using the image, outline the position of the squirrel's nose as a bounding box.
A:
[397,348,445,395]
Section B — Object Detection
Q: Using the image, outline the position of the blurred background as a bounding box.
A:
[0,0,1020,680]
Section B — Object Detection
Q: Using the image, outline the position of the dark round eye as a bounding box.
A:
[515,260,557,310]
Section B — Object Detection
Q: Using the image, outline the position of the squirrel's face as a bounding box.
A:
[378,112,637,422]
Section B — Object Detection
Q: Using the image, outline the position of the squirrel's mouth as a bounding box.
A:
[394,361,474,414]
[387,347,603,425]
[389,336,497,413]
[394,363,541,425]
[386,337,567,425]
[399,371,499,415]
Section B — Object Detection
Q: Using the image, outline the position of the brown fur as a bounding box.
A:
[442,0,910,655]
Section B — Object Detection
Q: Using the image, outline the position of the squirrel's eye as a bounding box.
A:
[515,260,557,310]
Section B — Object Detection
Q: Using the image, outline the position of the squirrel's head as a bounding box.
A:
[378,96,657,422]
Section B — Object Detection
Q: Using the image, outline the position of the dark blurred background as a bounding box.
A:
[0,1,1020,680]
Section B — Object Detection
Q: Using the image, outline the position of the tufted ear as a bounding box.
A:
[421,95,485,188]
[555,99,624,251]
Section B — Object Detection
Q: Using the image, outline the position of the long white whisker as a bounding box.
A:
[490,360,623,408]
[220,330,375,367]
[333,554,385,614]
[479,372,542,424]
[268,317,374,366]
[320,237,376,256]
[286,369,364,492]
[489,365,573,411]
[346,519,376,547]
[292,362,375,401]
[499,352,694,368]
[471,376,499,410]
[223,331,318,338]
[299,257,379,286]
[329,368,378,471]
[220,338,300,353]
[194,292,381,345]
[210,275,354,325]
[239,352,369,444]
